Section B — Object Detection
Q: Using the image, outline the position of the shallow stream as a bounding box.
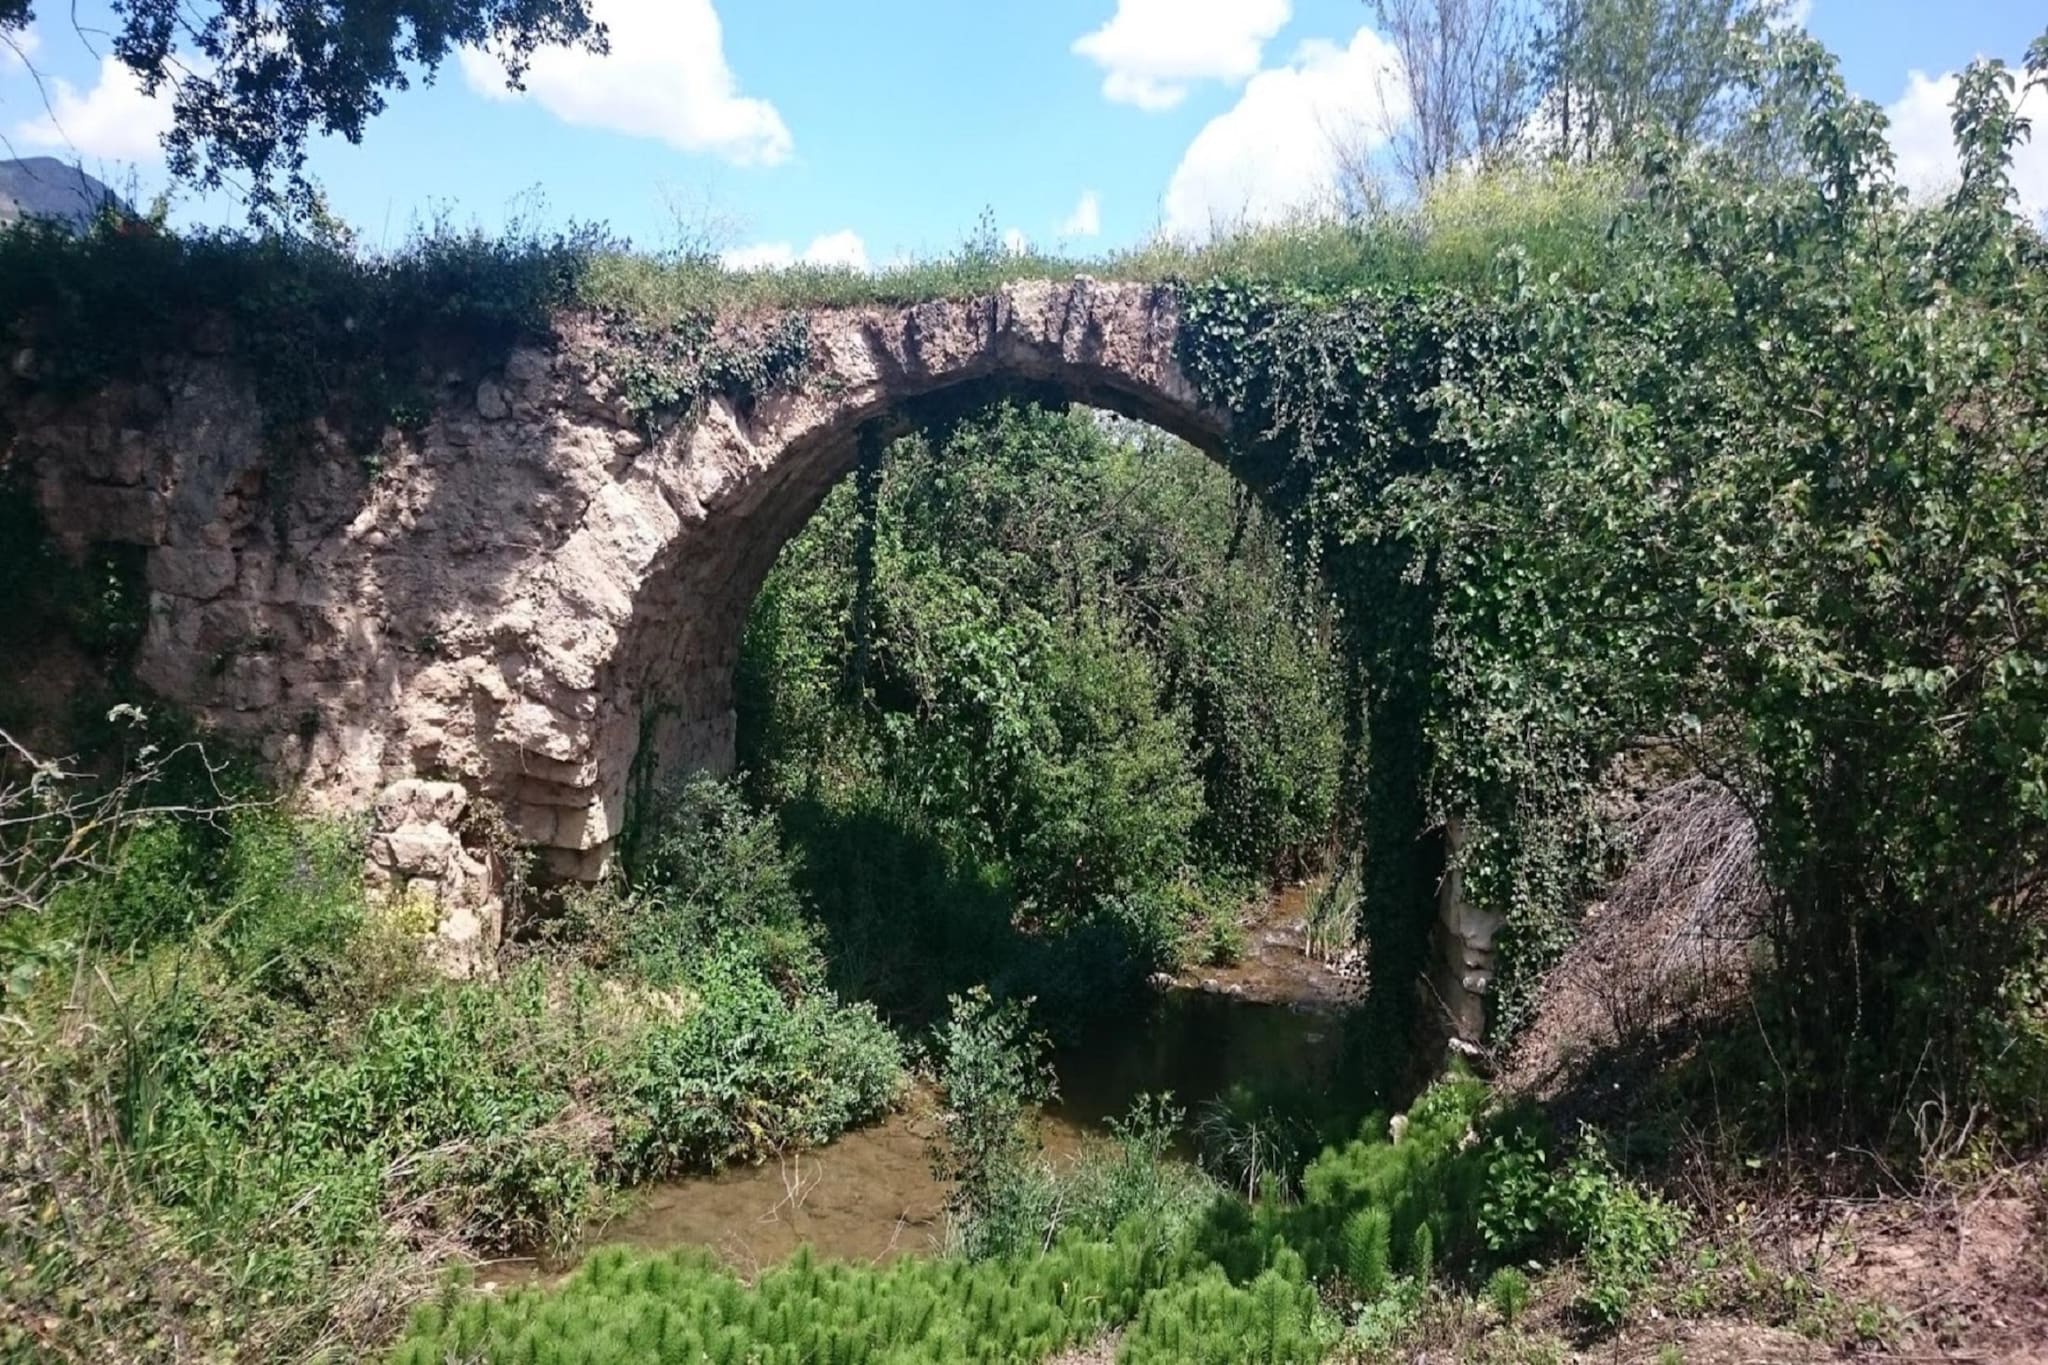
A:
[491,884,1364,1284]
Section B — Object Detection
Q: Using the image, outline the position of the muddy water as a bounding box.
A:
[490,884,1360,1286]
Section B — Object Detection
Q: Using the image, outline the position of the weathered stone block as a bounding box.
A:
[541,844,613,883]
[62,483,165,544]
[384,822,461,877]
[221,654,280,711]
[148,545,239,600]
[375,779,471,830]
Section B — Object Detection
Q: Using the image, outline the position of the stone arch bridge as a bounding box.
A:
[10,279,1497,1036]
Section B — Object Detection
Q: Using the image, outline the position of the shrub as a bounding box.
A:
[930,986,1056,1252]
[1194,1085,1315,1202]
[598,774,819,986]
[12,786,912,1356]
[1409,1221,1435,1290]
[1343,1207,1393,1300]
[611,956,904,1176]
[1550,1137,1687,1327]
[968,1094,1224,1263]
[1487,1266,1533,1324]
[388,1218,1194,1365]
[1120,1249,1326,1365]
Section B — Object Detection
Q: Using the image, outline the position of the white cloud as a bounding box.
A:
[461,0,790,166]
[1060,189,1102,238]
[12,54,174,161]
[1073,0,1290,111]
[1162,27,1408,242]
[1885,68,2048,225]
[1002,226,1029,256]
[722,229,868,272]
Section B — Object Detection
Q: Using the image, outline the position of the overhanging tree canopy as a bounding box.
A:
[0,0,606,217]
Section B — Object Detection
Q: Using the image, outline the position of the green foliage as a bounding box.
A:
[1549,1139,1687,1326]
[8,775,906,1356]
[598,775,816,983]
[1343,1207,1394,1300]
[388,1221,1197,1365]
[930,986,1056,1251]
[1193,1085,1315,1201]
[1174,25,2048,1135]
[957,1095,1226,1265]
[1409,1221,1436,1290]
[0,0,605,220]
[1305,855,1363,963]
[365,1069,1690,1362]
[740,402,1349,1025]
[0,215,594,470]
[612,954,904,1176]
[1481,1119,1686,1326]
[1120,1250,1326,1365]
[1409,31,2048,1124]
[1486,1266,1533,1325]
[1533,0,1797,163]
[605,309,811,436]
[1061,1096,1221,1245]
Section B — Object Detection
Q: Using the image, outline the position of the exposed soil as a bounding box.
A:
[1821,1188,2048,1362]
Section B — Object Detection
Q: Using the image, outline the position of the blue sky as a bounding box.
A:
[2,0,2045,262]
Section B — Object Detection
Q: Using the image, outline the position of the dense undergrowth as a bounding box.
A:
[382,1064,1694,1365]
[1165,32,2048,1146]
[738,403,1350,1027]
[1,780,905,1360]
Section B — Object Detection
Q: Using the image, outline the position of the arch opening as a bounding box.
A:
[633,387,1356,1037]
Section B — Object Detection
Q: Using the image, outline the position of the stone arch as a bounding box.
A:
[522,279,1237,883]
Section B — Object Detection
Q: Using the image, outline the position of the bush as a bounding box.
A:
[9,785,910,1356]
[596,774,819,986]
[1486,1266,1533,1325]
[1549,1137,1687,1326]
[930,986,1056,1253]
[612,956,904,1176]
[1121,1249,1326,1365]
[1343,1207,1393,1300]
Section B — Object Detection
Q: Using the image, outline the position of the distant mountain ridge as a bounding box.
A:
[0,158,132,230]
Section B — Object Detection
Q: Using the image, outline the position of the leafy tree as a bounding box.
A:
[0,0,606,218]
[1358,0,1804,197]
[740,403,1349,1006]
[1409,29,2048,1127]
[1534,0,1792,162]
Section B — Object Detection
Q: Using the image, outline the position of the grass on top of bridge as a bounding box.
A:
[579,163,1625,322]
